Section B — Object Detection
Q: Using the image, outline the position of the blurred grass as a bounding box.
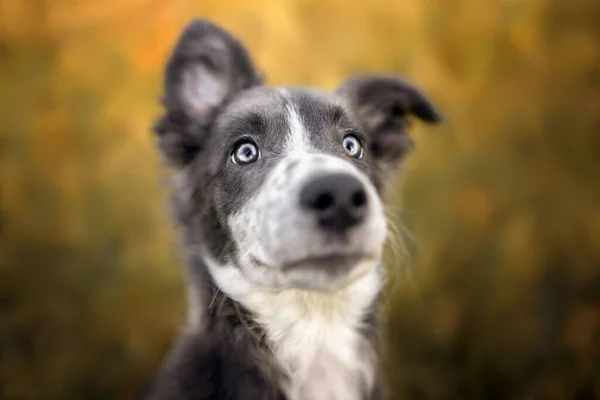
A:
[0,0,599,399]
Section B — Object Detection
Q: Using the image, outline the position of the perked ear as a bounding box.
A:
[154,19,262,167]
[336,75,442,167]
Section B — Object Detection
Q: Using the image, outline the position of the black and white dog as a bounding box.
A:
[146,19,441,400]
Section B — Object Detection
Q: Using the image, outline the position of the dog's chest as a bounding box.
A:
[212,263,382,399]
[250,287,378,400]
[278,325,367,400]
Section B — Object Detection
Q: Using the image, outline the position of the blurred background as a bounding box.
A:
[1,0,599,398]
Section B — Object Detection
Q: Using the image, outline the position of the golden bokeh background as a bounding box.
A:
[1,0,599,398]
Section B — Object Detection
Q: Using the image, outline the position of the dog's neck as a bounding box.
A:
[197,255,384,400]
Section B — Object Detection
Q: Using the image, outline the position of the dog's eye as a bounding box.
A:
[342,135,364,159]
[232,141,260,165]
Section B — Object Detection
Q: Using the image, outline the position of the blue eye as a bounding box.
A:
[342,135,364,159]
[232,141,260,165]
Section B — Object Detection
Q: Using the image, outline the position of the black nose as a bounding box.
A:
[299,173,368,232]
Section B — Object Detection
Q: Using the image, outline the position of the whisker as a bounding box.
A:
[208,287,220,310]
[234,301,266,343]
[381,205,422,309]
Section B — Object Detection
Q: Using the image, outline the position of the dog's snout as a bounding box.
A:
[299,173,368,232]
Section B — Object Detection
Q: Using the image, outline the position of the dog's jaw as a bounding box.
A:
[204,253,383,400]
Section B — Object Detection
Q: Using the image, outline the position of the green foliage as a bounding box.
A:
[1,0,598,398]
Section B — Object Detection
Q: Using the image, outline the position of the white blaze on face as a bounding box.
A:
[280,88,311,154]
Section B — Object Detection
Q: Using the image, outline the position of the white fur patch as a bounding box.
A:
[226,149,388,286]
[280,88,310,153]
[205,255,382,400]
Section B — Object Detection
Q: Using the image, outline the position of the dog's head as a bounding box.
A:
[155,20,441,292]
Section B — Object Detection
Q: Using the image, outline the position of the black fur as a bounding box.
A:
[145,259,287,400]
[337,75,442,168]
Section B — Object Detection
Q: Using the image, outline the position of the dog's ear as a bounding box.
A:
[154,19,262,167]
[336,75,442,168]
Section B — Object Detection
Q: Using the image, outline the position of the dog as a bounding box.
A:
[145,19,442,400]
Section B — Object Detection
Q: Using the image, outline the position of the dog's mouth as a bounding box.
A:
[250,252,378,271]
[245,252,380,291]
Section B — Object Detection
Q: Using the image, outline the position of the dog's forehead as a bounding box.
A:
[216,86,353,149]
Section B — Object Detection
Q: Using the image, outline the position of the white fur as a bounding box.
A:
[226,150,387,290]
[279,88,310,153]
[205,255,382,400]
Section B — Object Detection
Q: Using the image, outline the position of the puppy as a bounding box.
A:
[146,19,441,400]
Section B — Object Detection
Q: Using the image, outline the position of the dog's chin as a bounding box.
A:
[249,253,379,292]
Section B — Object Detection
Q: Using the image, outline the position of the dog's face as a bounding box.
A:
[206,86,390,291]
[155,20,441,292]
